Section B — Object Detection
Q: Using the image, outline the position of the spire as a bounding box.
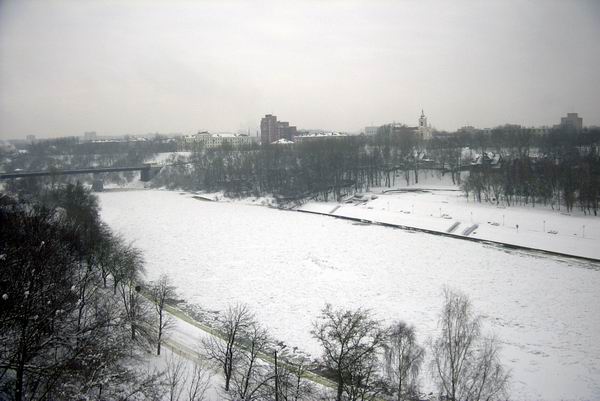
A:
[421,109,425,118]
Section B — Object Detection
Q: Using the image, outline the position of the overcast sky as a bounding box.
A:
[1,0,599,139]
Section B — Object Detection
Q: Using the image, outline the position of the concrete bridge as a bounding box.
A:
[0,163,163,182]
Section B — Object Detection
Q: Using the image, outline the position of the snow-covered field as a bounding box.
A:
[98,190,600,400]
[300,189,600,260]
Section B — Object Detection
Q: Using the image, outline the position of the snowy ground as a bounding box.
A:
[146,314,225,401]
[299,189,600,260]
[98,190,600,400]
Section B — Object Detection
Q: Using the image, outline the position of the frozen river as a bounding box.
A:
[99,190,600,400]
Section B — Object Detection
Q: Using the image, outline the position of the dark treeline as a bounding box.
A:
[0,183,171,400]
[5,135,176,177]
[461,128,600,214]
[155,134,434,202]
[463,151,600,214]
[26,135,177,157]
[154,127,600,210]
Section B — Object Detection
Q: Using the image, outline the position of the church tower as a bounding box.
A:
[419,109,427,129]
[418,109,432,139]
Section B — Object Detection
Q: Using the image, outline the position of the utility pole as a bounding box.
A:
[273,344,286,401]
[274,349,279,401]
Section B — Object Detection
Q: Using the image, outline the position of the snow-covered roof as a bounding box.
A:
[295,132,347,138]
[272,139,294,144]
[472,152,502,165]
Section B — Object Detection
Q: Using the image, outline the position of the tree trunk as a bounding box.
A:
[336,371,344,401]
[274,351,279,401]
[157,311,163,355]
[15,360,24,401]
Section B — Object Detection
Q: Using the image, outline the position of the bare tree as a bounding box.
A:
[202,303,253,392]
[109,240,136,295]
[430,288,510,401]
[311,304,386,401]
[165,353,188,401]
[230,322,270,401]
[383,321,424,401]
[187,360,213,401]
[465,335,510,401]
[116,246,151,343]
[342,352,384,401]
[96,227,119,289]
[150,274,176,355]
[121,366,167,401]
[273,357,315,401]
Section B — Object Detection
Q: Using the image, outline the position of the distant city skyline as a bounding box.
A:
[1,0,599,139]
[5,109,593,142]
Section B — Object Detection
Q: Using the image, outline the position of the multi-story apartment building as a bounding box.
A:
[555,113,583,132]
[260,114,297,144]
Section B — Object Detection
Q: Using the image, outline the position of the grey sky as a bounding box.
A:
[1,0,599,139]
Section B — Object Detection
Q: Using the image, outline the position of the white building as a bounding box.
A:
[364,126,379,136]
[182,131,257,149]
[83,131,97,141]
[365,110,433,139]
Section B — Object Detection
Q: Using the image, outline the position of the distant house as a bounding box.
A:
[472,152,503,167]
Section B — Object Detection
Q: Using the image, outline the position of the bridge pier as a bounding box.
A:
[92,179,104,192]
[140,165,162,182]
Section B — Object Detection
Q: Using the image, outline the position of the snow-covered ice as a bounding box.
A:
[99,190,600,400]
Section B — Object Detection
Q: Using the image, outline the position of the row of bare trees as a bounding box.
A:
[201,288,509,401]
[151,127,600,206]
[153,134,435,202]
[202,304,314,401]
[462,151,600,214]
[311,289,509,401]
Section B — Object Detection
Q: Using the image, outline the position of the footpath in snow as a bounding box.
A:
[298,188,600,261]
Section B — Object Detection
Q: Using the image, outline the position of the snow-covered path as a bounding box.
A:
[99,190,600,400]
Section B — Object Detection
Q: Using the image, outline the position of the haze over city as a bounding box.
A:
[1,0,599,139]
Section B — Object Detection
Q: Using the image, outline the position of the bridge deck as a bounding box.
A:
[0,166,153,179]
